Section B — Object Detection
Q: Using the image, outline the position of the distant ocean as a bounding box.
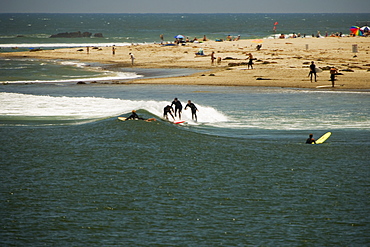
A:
[1,13,370,246]
[1,13,369,48]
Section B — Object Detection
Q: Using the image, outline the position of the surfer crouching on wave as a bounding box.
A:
[306,134,316,144]
[163,105,175,121]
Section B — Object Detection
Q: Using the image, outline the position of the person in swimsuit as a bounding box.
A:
[184,100,199,122]
[171,98,183,119]
[247,53,254,69]
[330,67,338,87]
[306,134,316,144]
[163,105,175,121]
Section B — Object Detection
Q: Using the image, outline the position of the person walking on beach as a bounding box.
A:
[171,98,183,119]
[163,105,175,121]
[330,66,338,87]
[247,53,254,69]
[129,53,135,66]
[309,61,317,82]
[306,134,316,144]
[185,100,199,122]
[160,34,164,44]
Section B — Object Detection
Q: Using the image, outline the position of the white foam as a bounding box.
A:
[2,71,142,84]
[0,93,229,125]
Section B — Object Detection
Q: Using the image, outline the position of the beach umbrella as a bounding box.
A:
[360,26,370,32]
[350,26,361,36]
[174,35,184,39]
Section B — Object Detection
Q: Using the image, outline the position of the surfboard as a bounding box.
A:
[315,68,323,73]
[118,117,156,122]
[314,132,332,144]
[173,120,186,124]
[316,85,335,88]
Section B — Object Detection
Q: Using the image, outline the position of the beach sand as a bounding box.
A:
[2,37,369,89]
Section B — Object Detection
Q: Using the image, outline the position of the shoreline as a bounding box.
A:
[1,37,369,89]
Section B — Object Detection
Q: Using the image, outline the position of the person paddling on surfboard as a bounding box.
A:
[306,134,316,144]
[126,110,156,122]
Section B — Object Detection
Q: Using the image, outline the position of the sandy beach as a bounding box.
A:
[2,36,369,89]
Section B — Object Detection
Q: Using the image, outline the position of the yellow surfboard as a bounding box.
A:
[314,132,332,144]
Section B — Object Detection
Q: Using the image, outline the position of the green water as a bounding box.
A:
[1,84,369,246]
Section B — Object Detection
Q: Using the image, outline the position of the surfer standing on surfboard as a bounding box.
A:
[185,100,199,122]
[171,98,183,119]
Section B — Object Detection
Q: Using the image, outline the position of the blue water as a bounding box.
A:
[1,13,369,47]
[1,83,369,246]
[1,13,370,246]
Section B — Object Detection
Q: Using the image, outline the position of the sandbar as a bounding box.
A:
[1,37,369,89]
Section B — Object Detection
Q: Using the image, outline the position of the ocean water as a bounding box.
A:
[1,13,370,246]
[1,84,369,246]
[1,13,369,48]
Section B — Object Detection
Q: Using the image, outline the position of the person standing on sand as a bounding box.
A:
[185,100,199,122]
[112,45,116,55]
[330,66,338,87]
[211,51,215,65]
[171,98,183,119]
[247,53,254,69]
[160,34,164,44]
[309,61,317,82]
[129,53,135,66]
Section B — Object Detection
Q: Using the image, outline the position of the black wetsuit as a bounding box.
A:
[126,112,144,120]
[163,105,174,119]
[306,138,316,144]
[185,102,198,121]
[171,100,182,116]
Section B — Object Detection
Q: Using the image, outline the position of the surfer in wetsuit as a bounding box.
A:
[309,61,317,82]
[171,98,183,119]
[126,110,156,122]
[306,134,316,144]
[185,100,199,122]
[126,110,144,120]
[163,105,175,121]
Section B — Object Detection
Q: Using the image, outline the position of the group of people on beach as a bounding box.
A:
[164,98,198,122]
